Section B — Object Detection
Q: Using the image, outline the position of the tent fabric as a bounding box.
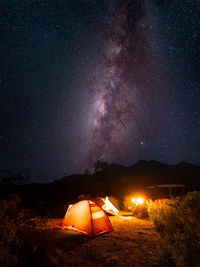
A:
[104,196,119,216]
[61,200,113,236]
[95,196,119,216]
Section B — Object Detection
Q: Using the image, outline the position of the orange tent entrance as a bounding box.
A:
[61,200,113,237]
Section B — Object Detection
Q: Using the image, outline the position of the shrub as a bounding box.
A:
[148,191,200,267]
[0,194,59,266]
[0,194,32,266]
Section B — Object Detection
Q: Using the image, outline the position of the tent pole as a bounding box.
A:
[88,200,93,237]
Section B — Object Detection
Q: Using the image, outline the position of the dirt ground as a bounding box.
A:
[39,215,160,266]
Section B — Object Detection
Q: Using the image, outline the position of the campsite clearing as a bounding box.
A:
[38,216,160,266]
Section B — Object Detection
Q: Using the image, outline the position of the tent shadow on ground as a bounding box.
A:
[41,227,114,254]
[41,228,91,251]
[41,217,107,249]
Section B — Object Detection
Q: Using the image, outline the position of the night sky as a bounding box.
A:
[1,0,200,182]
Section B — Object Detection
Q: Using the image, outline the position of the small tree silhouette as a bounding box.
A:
[94,161,108,173]
[84,168,90,175]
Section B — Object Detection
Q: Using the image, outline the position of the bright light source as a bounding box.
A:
[131,196,145,205]
[132,198,136,203]
[137,197,144,204]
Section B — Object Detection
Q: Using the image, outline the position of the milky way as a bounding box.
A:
[86,0,150,167]
[1,0,200,181]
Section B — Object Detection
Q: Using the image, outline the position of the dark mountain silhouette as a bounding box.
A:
[0,160,200,216]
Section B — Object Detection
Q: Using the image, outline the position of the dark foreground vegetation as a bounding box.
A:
[0,191,200,266]
[0,195,50,266]
[148,191,200,266]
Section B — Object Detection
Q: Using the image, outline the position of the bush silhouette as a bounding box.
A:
[148,191,200,267]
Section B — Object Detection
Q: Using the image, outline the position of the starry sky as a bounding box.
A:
[1,0,200,182]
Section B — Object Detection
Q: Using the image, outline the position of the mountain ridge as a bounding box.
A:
[0,160,200,216]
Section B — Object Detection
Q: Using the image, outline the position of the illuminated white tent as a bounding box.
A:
[96,196,119,216]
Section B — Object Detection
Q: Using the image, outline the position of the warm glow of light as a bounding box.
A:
[92,211,104,219]
[132,198,136,203]
[131,196,145,205]
[137,197,144,204]
[104,196,119,215]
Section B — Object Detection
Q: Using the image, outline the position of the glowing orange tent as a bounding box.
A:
[61,200,113,236]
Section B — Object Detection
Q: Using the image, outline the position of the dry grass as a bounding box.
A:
[40,216,160,266]
[147,192,200,267]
